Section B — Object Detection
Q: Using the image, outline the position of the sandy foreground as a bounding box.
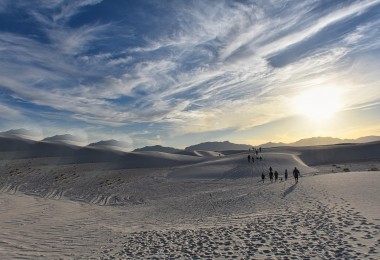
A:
[0,141,380,259]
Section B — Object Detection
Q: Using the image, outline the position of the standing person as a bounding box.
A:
[293,167,300,183]
[269,167,274,183]
[274,171,278,182]
[284,169,288,181]
[259,147,262,153]
[247,154,251,163]
[261,172,265,183]
[252,156,254,163]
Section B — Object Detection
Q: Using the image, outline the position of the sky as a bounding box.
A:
[0,0,380,149]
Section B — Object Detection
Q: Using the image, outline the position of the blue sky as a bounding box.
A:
[0,0,380,149]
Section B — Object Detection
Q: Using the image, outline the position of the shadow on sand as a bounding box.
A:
[283,183,297,198]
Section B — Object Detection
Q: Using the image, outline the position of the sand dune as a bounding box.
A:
[269,141,380,165]
[169,152,316,179]
[0,136,379,258]
[175,150,223,157]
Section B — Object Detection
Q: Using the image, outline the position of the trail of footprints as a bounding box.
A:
[101,202,380,259]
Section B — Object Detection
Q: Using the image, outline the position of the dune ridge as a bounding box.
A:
[1,136,379,206]
[0,136,379,258]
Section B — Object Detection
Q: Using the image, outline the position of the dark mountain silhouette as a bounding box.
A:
[42,134,84,145]
[259,141,287,148]
[0,128,40,139]
[292,137,345,146]
[185,141,251,151]
[133,145,182,154]
[260,136,380,148]
[1,129,379,150]
[355,136,380,143]
[88,139,130,151]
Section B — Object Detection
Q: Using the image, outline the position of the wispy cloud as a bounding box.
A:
[0,102,22,119]
[259,0,380,57]
[47,23,110,55]
[1,0,380,145]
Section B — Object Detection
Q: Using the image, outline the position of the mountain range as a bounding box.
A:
[87,139,130,152]
[0,128,41,140]
[42,134,85,146]
[259,136,380,148]
[185,141,251,151]
[133,145,182,153]
[1,129,379,152]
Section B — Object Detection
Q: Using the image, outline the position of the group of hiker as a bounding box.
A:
[261,166,300,184]
[247,147,263,163]
[246,147,300,184]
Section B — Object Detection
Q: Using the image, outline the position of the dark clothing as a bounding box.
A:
[274,171,278,182]
[293,168,300,183]
[247,155,251,162]
[261,173,265,183]
[284,170,288,180]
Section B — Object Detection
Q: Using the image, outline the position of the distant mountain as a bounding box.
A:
[291,137,345,147]
[42,134,85,146]
[185,141,251,151]
[0,128,41,140]
[354,136,380,143]
[133,145,182,154]
[88,139,130,152]
[259,136,380,148]
[259,142,287,148]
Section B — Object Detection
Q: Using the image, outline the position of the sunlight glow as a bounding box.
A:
[295,88,343,121]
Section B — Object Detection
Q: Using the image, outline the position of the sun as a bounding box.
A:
[294,88,342,121]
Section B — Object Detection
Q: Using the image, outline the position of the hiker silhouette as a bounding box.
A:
[293,167,300,183]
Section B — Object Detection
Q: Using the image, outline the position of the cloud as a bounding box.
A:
[0,103,22,119]
[25,0,104,24]
[46,23,111,55]
[258,0,380,57]
[0,1,9,12]
[0,0,379,145]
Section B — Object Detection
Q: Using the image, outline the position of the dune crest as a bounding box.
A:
[0,136,379,258]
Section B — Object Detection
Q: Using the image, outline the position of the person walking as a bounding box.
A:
[247,154,251,163]
[293,167,300,183]
[284,169,288,181]
[261,172,265,183]
[269,167,274,183]
[274,171,278,182]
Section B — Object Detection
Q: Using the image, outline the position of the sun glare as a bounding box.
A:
[295,88,342,121]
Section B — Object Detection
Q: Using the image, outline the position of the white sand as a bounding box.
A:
[0,137,379,259]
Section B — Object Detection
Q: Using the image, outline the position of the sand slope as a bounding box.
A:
[169,152,316,179]
[0,171,379,259]
[269,141,380,165]
[0,137,380,258]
